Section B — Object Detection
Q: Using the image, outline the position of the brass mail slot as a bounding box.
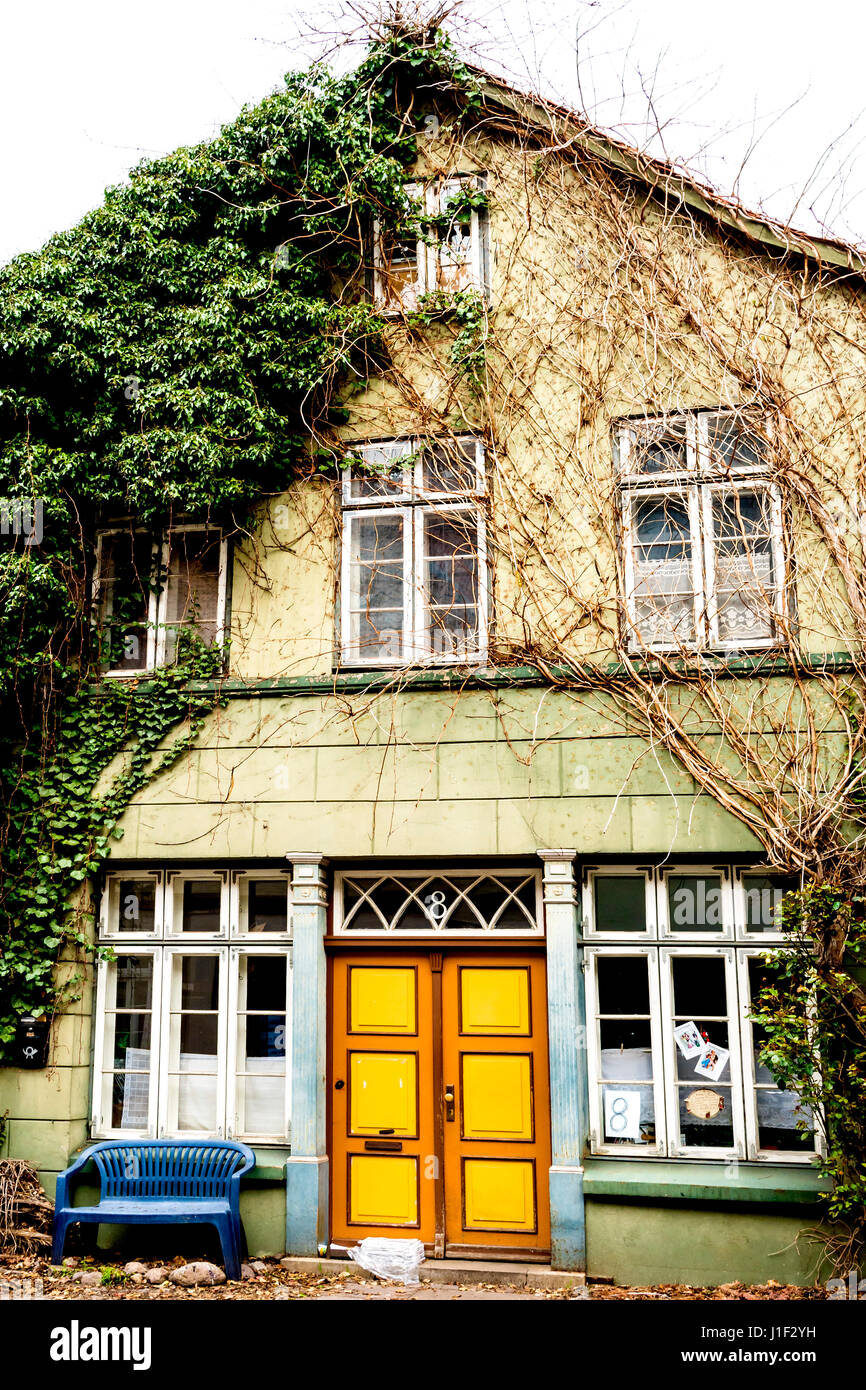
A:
[363,1139,403,1152]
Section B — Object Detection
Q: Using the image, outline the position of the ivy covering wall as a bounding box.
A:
[0,29,480,1052]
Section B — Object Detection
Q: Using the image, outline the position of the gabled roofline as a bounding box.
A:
[469,66,866,277]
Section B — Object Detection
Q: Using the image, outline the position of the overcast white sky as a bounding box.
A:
[3,0,866,265]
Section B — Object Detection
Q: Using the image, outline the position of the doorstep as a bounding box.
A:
[279,1256,583,1290]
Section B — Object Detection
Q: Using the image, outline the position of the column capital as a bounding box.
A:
[538,850,577,904]
[537,849,577,865]
[286,854,329,905]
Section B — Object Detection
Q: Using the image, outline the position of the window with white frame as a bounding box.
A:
[93,524,228,675]
[340,436,487,666]
[583,863,817,1162]
[92,870,291,1141]
[616,410,786,653]
[373,176,488,312]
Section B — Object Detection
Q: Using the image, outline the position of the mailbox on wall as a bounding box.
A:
[13,1015,50,1069]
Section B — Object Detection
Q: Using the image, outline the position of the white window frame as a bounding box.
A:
[164,870,230,940]
[333,868,543,937]
[582,867,657,941]
[340,437,488,668]
[659,945,747,1160]
[732,867,795,943]
[656,864,735,942]
[158,945,229,1140]
[373,175,488,312]
[617,409,786,654]
[91,947,162,1139]
[99,871,164,941]
[736,948,821,1164]
[585,945,668,1156]
[230,871,293,938]
[94,524,228,677]
[227,945,292,1142]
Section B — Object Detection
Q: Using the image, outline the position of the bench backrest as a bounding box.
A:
[91,1141,252,1201]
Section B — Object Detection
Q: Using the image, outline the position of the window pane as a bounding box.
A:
[421,510,479,659]
[626,418,688,475]
[110,1072,152,1130]
[113,955,153,1010]
[347,514,406,662]
[181,880,222,933]
[111,1011,152,1070]
[630,494,696,646]
[667,875,724,933]
[706,413,766,471]
[747,957,814,1151]
[169,955,221,1132]
[161,530,221,661]
[246,880,289,933]
[711,491,776,643]
[671,955,728,1016]
[421,439,478,495]
[115,878,156,933]
[340,874,538,932]
[103,955,153,1130]
[742,874,795,932]
[671,956,734,1149]
[594,954,655,1146]
[180,954,220,1009]
[377,230,422,310]
[594,876,647,933]
[95,531,152,671]
[435,181,475,293]
[348,442,413,500]
[236,955,287,1136]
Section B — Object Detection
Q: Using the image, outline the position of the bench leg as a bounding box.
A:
[51,1214,73,1266]
[214,1217,242,1282]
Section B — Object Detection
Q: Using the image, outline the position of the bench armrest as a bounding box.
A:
[228,1146,256,1210]
[54,1145,102,1212]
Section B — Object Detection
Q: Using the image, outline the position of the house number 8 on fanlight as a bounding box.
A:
[424,891,447,921]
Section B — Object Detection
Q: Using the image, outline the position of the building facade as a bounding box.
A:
[4,69,862,1284]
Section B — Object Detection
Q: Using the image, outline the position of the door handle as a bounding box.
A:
[444,1085,455,1122]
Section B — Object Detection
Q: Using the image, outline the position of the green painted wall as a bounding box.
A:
[586,1200,833,1287]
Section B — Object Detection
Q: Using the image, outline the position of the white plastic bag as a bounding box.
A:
[346,1237,426,1285]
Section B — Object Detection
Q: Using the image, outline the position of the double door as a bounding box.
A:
[330,950,550,1258]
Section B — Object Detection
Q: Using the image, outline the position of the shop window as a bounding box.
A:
[92,871,292,1140]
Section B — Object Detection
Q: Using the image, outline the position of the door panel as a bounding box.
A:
[463,1158,537,1231]
[349,1051,418,1136]
[331,950,549,1256]
[332,957,435,1240]
[461,1053,534,1140]
[443,956,550,1253]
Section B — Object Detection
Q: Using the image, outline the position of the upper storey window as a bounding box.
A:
[616,410,786,654]
[373,176,489,312]
[94,525,228,675]
[340,436,487,667]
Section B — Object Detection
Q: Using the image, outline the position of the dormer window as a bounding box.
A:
[373,176,489,312]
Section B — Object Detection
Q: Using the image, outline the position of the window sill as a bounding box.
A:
[583,1156,828,1205]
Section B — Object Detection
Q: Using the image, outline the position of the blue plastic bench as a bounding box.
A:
[51,1139,255,1280]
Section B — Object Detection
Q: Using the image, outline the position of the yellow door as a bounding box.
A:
[331,957,436,1242]
[330,951,550,1258]
[442,954,550,1256]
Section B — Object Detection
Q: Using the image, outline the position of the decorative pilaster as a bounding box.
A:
[284,853,329,1255]
[539,850,587,1271]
